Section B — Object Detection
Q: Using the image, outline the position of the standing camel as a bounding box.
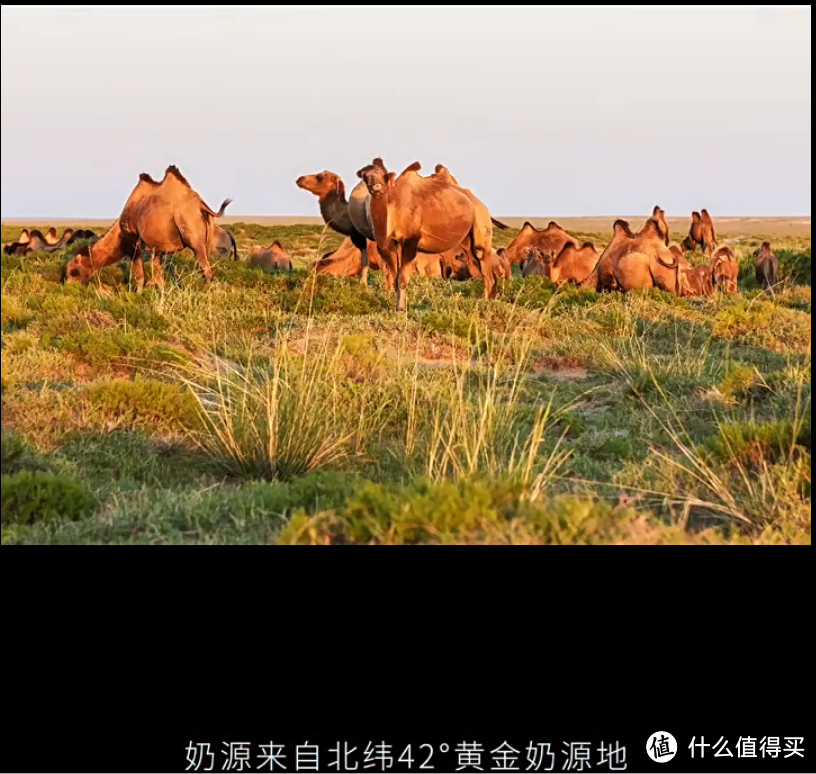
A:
[296,171,376,287]
[357,158,496,312]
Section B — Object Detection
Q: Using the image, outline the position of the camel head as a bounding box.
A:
[691,211,701,223]
[357,158,393,197]
[296,171,345,199]
[62,246,94,285]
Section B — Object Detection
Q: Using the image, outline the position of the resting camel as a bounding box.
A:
[651,205,670,246]
[753,241,779,291]
[679,265,714,298]
[63,166,231,285]
[540,242,600,287]
[502,221,578,267]
[357,158,498,311]
[686,210,717,254]
[710,246,739,294]
[521,248,549,277]
[249,241,292,271]
[598,215,682,294]
[66,229,98,244]
[4,228,75,255]
[668,244,692,268]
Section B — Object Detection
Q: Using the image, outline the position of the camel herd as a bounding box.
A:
[4,227,97,255]
[7,161,774,307]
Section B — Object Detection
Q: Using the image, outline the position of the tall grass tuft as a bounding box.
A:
[402,311,573,496]
[180,332,364,481]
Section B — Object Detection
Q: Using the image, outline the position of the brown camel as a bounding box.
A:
[687,210,717,254]
[428,164,508,285]
[430,164,510,232]
[710,246,739,294]
[212,225,238,261]
[296,170,376,286]
[5,228,75,255]
[598,216,682,294]
[357,158,496,311]
[249,241,292,271]
[63,166,231,286]
[669,243,692,268]
[521,248,550,277]
[542,242,600,287]
[679,265,714,298]
[597,220,636,291]
[651,205,670,246]
[753,241,779,291]
[66,229,98,244]
[502,221,578,268]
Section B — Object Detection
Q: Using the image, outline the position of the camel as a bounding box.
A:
[710,246,739,294]
[63,166,231,286]
[598,215,682,294]
[679,265,714,298]
[427,164,508,285]
[651,205,670,246]
[213,225,238,261]
[686,210,716,254]
[357,158,497,311]
[540,242,600,287]
[316,237,465,285]
[597,220,636,291]
[429,164,511,232]
[668,244,692,268]
[66,229,98,244]
[753,241,779,291]
[5,228,74,255]
[296,170,376,286]
[521,248,549,277]
[249,241,292,271]
[502,221,579,267]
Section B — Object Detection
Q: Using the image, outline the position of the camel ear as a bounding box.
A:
[387,172,396,188]
[335,178,345,197]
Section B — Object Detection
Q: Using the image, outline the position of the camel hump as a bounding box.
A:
[164,165,191,186]
[581,242,596,251]
[434,164,445,174]
[139,173,160,185]
[521,221,536,232]
[401,161,422,176]
[613,219,633,236]
[547,220,561,230]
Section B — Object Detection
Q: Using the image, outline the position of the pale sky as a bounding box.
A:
[0,5,811,218]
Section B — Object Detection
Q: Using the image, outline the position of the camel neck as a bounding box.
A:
[319,190,354,235]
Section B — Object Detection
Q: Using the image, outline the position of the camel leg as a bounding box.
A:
[377,245,397,295]
[146,250,166,290]
[350,232,369,290]
[131,250,145,292]
[395,239,418,313]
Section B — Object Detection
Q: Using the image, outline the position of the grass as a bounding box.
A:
[0,221,810,544]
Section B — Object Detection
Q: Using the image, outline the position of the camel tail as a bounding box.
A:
[491,217,510,231]
[202,198,232,219]
[227,229,239,261]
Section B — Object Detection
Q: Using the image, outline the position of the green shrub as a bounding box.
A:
[80,379,201,431]
[1,429,29,474]
[1,469,95,525]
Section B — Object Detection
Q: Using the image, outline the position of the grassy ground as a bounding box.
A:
[1,220,810,544]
